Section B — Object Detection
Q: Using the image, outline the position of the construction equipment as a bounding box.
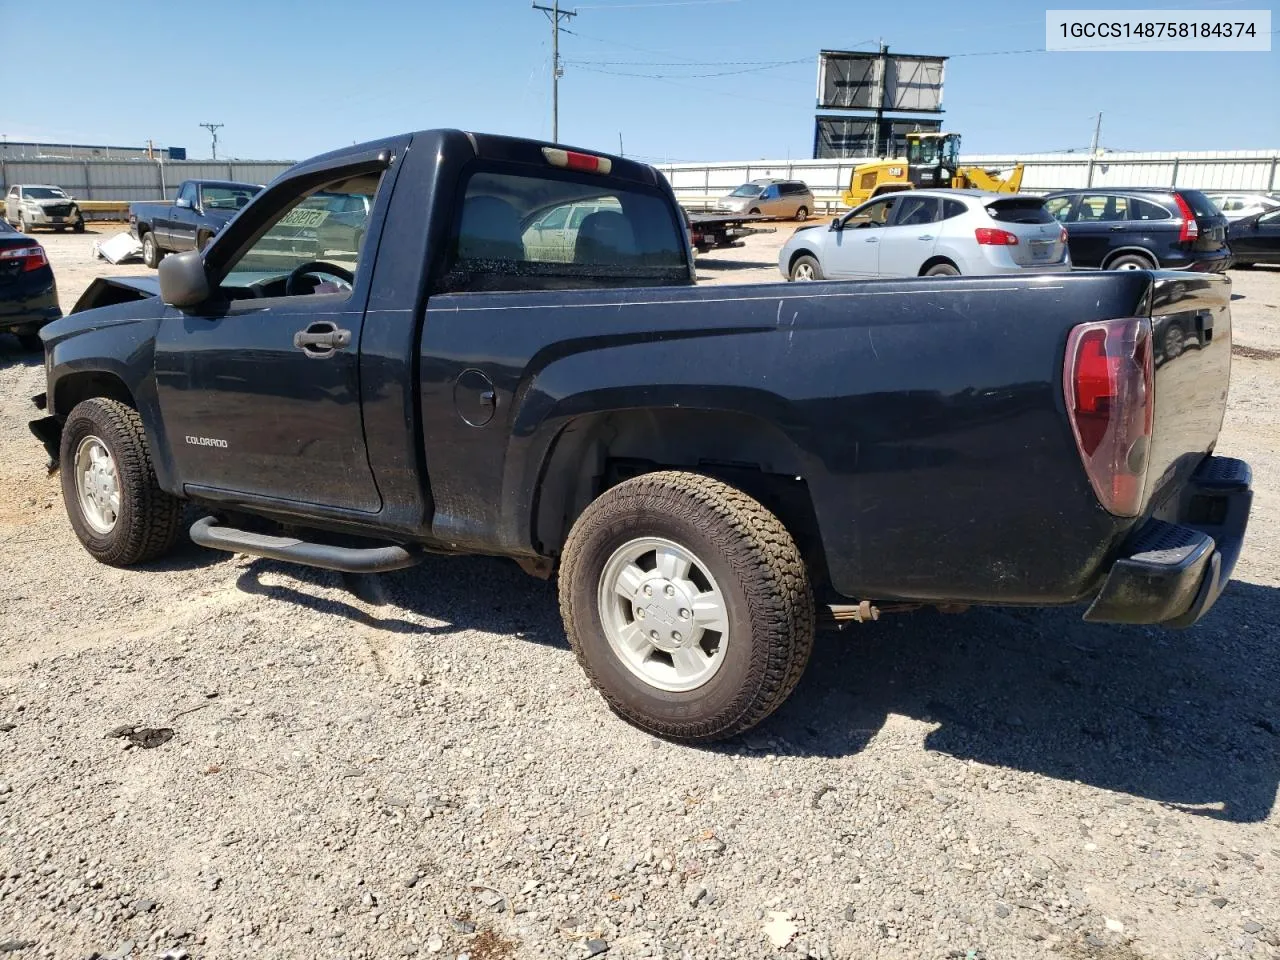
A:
[841,132,1024,208]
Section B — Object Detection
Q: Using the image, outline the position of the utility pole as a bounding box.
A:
[532,0,576,143]
[872,40,888,158]
[199,122,224,161]
[1086,111,1103,186]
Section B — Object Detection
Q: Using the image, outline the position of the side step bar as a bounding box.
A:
[189,516,422,574]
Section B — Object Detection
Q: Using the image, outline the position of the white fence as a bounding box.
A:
[0,158,295,205]
[658,149,1280,213]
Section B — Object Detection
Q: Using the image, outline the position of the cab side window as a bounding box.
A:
[218,172,383,300]
[178,182,198,207]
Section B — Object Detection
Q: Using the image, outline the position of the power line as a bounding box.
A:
[563,57,808,78]
[532,1,578,143]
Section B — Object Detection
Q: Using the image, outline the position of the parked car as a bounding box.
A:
[129,179,263,268]
[1042,188,1231,272]
[29,130,1251,743]
[716,179,813,220]
[1207,192,1280,222]
[1226,207,1280,267]
[0,222,59,350]
[5,184,85,234]
[779,189,1070,281]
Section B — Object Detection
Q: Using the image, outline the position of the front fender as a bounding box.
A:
[42,299,176,492]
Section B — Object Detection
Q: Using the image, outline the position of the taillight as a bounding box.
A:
[0,245,48,272]
[1059,225,1069,244]
[1173,192,1199,242]
[541,146,613,175]
[1063,318,1154,517]
[974,227,1019,245]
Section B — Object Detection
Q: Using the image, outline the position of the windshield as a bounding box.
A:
[25,187,68,199]
[202,185,262,210]
[729,184,763,198]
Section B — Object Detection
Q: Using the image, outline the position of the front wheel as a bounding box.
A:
[73,218,86,234]
[59,398,184,566]
[559,471,814,742]
[790,254,823,281]
[17,214,28,234]
[925,262,960,277]
[795,206,809,221]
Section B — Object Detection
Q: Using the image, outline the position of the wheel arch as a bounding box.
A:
[918,254,959,276]
[529,407,830,590]
[1101,246,1159,269]
[787,247,819,273]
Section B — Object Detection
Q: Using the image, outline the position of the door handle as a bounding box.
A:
[864,236,879,243]
[1109,224,1126,231]
[293,321,352,357]
[916,235,934,241]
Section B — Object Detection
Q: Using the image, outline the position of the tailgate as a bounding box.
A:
[1143,272,1232,510]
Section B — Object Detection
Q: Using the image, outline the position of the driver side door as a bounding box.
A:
[154,160,391,513]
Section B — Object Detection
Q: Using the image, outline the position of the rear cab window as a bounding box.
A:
[443,166,689,293]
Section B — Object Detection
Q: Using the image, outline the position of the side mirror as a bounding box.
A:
[158,250,211,308]
[831,217,843,231]
[175,197,191,209]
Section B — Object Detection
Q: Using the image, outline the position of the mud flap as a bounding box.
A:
[28,410,61,474]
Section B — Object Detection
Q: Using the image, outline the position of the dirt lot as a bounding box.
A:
[1,226,1278,960]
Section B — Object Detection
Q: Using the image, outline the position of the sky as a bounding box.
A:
[5,0,1277,163]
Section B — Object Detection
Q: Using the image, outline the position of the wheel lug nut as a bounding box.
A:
[672,631,682,642]
[664,585,675,597]
[643,585,652,597]
[636,608,646,619]
[679,608,690,619]
[649,630,660,641]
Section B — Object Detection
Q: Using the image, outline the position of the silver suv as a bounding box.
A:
[716,179,814,220]
[5,184,85,233]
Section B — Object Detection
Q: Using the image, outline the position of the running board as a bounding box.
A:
[189,516,422,574]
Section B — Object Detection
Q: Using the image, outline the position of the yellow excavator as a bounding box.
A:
[841,132,1024,208]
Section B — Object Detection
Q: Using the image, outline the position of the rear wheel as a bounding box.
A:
[559,471,814,742]
[141,232,161,268]
[73,218,86,234]
[59,398,183,566]
[795,206,809,221]
[749,208,761,215]
[790,254,823,282]
[197,230,212,252]
[1107,252,1156,271]
[925,262,960,277]
[1162,323,1187,361]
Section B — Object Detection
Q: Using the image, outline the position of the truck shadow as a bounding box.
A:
[756,579,1280,823]
[235,542,1277,823]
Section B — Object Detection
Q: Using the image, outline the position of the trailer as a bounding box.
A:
[684,210,775,255]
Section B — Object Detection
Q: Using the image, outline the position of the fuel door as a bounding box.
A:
[453,367,497,427]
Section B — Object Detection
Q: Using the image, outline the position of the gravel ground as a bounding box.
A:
[1,227,1278,960]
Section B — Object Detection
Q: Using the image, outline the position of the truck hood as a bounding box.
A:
[67,276,159,314]
[29,198,76,209]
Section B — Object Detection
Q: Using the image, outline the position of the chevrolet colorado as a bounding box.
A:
[28,130,1252,741]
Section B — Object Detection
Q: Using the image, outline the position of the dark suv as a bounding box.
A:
[1042,188,1231,272]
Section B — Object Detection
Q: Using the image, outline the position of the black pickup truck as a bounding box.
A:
[29,130,1252,742]
[130,179,262,268]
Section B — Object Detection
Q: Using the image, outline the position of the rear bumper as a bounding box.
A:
[1162,250,1233,273]
[1085,455,1252,627]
